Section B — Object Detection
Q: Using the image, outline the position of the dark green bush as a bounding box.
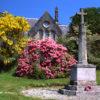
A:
[57,36,78,59]
[87,35,100,69]
[57,35,100,68]
[0,54,18,72]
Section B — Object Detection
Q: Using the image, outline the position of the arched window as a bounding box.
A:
[51,30,55,40]
[45,30,50,38]
[38,29,43,39]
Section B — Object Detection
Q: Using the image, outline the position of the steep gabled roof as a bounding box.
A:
[31,11,62,35]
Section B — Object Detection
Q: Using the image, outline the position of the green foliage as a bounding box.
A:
[57,35,100,68]
[70,7,100,35]
[69,7,100,67]
[57,36,78,58]
[32,64,46,79]
[97,70,100,85]
[87,34,100,69]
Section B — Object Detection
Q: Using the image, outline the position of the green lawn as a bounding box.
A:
[0,70,100,100]
[97,70,100,85]
[0,94,41,100]
[0,72,68,100]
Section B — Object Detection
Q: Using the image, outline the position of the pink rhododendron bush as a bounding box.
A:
[16,38,77,79]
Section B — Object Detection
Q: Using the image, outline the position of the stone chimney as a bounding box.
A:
[55,7,59,24]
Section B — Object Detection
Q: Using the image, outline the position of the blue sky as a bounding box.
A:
[0,0,100,24]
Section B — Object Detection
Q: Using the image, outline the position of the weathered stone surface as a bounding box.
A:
[59,89,76,96]
[59,85,100,96]
[78,8,87,64]
[70,64,96,86]
[59,63,98,96]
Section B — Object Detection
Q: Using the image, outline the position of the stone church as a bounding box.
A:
[26,7,69,40]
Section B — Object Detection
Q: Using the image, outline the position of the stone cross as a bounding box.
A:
[59,8,97,95]
[78,8,87,64]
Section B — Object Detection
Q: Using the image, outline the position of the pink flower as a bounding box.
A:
[16,38,77,79]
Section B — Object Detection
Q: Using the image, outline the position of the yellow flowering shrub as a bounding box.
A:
[0,12,30,65]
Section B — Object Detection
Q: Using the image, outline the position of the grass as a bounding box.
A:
[0,72,68,100]
[0,73,68,92]
[97,70,100,85]
[0,70,100,100]
[0,94,41,100]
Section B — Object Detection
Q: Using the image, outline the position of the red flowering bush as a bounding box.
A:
[16,38,77,79]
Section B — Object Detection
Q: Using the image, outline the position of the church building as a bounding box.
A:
[26,7,69,40]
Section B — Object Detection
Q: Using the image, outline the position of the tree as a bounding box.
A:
[0,12,30,66]
[69,7,100,68]
[69,7,100,35]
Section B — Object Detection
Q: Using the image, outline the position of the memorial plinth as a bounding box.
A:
[70,64,96,86]
[59,8,98,96]
[59,64,97,96]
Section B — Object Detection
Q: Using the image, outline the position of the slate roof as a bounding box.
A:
[27,18,38,27]
[59,25,69,35]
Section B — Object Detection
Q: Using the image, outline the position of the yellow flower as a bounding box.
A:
[7,40,13,45]
[0,12,30,59]
[1,35,7,41]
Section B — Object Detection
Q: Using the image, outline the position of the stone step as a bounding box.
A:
[58,89,76,96]
[65,85,77,90]
[58,88,100,96]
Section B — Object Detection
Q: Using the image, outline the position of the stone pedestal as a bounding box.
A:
[59,64,97,96]
[70,64,96,86]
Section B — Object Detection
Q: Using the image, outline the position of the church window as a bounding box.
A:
[45,30,50,38]
[38,29,43,39]
[43,21,50,28]
[51,30,55,40]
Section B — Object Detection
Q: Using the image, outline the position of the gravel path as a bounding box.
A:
[22,88,68,100]
[21,88,100,100]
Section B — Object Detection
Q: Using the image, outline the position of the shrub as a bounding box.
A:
[87,34,100,69]
[57,36,78,59]
[57,35,100,68]
[16,38,77,79]
[0,12,30,71]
